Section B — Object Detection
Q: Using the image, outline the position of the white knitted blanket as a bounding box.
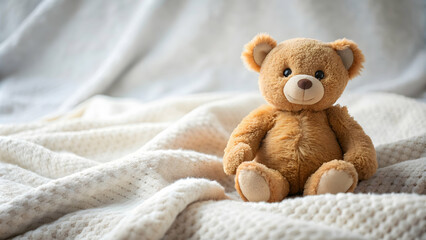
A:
[0,92,425,240]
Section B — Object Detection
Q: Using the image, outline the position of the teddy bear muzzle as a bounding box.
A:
[283,74,324,105]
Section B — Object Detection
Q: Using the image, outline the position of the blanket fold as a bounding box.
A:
[0,92,425,239]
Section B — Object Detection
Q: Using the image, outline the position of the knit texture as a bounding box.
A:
[0,92,425,239]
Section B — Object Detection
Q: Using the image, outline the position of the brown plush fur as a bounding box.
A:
[241,33,277,72]
[256,109,343,194]
[223,104,276,175]
[330,39,365,79]
[258,37,360,112]
[224,34,377,202]
[326,106,377,179]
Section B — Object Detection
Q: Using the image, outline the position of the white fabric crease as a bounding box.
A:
[0,0,425,123]
[0,92,425,239]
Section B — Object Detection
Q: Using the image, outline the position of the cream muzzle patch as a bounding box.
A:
[283,74,324,105]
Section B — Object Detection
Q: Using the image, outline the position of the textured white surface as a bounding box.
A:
[0,92,425,239]
[0,0,425,123]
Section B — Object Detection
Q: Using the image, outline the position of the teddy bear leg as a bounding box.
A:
[304,160,358,196]
[235,161,289,202]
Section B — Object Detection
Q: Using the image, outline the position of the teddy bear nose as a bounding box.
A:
[297,79,313,90]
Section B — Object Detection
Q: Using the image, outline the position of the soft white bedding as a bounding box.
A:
[0,92,425,239]
[0,0,425,239]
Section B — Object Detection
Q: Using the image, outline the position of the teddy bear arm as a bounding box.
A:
[326,106,378,180]
[223,105,276,175]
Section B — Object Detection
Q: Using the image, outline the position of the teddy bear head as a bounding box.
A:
[242,34,365,111]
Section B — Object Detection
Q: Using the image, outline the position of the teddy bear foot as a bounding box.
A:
[235,161,289,202]
[304,160,358,196]
[238,169,270,202]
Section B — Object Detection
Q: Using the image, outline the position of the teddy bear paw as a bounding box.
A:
[304,160,358,196]
[317,169,354,194]
[238,170,270,202]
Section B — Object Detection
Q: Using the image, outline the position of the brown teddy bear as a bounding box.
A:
[223,34,377,202]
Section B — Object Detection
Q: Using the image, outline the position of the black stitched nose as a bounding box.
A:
[297,79,312,89]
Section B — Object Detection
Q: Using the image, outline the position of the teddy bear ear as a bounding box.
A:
[242,33,277,72]
[330,39,365,79]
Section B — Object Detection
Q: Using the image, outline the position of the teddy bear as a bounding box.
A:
[223,34,377,202]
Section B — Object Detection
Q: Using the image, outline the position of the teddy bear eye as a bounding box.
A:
[315,70,325,80]
[283,68,292,77]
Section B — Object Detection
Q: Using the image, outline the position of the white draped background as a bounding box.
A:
[0,0,425,122]
[0,0,425,239]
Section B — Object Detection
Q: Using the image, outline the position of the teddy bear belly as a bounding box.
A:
[255,114,343,194]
